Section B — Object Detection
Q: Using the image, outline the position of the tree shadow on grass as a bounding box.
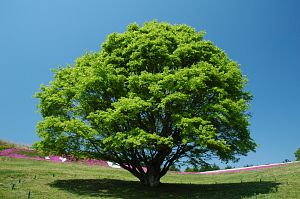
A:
[50,178,280,199]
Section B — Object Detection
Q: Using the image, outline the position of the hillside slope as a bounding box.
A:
[0,157,299,198]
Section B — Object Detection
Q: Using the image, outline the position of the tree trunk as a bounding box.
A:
[140,167,161,187]
[140,175,161,187]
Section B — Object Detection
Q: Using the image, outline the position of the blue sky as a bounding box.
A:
[0,0,299,167]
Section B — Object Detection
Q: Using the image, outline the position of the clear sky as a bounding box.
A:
[0,0,299,167]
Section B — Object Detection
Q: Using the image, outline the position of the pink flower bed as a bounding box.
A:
[0,148,142,170]
[178,162,295,175]
[82,159,109,167]
[0,148,44,160]
[0,148,110,167]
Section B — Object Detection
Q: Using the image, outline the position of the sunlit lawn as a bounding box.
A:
[0,157,299,198]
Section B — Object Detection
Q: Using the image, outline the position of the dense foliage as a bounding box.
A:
[168,165,180,172]
[295,148,300,161]
[35,21,256,187]
[185,163,220,172]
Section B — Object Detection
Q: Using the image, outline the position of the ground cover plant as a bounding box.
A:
[0,147,110,167]
[0,156,299,198]
[35,20,256,187]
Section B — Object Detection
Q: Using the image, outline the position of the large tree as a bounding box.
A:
[35,21,256,187]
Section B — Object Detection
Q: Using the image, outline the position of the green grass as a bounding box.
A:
[0,157,299,198]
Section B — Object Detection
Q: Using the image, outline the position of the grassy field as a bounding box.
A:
[0,157,299,198]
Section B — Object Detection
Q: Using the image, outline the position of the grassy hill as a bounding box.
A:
[0,156,299,198]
